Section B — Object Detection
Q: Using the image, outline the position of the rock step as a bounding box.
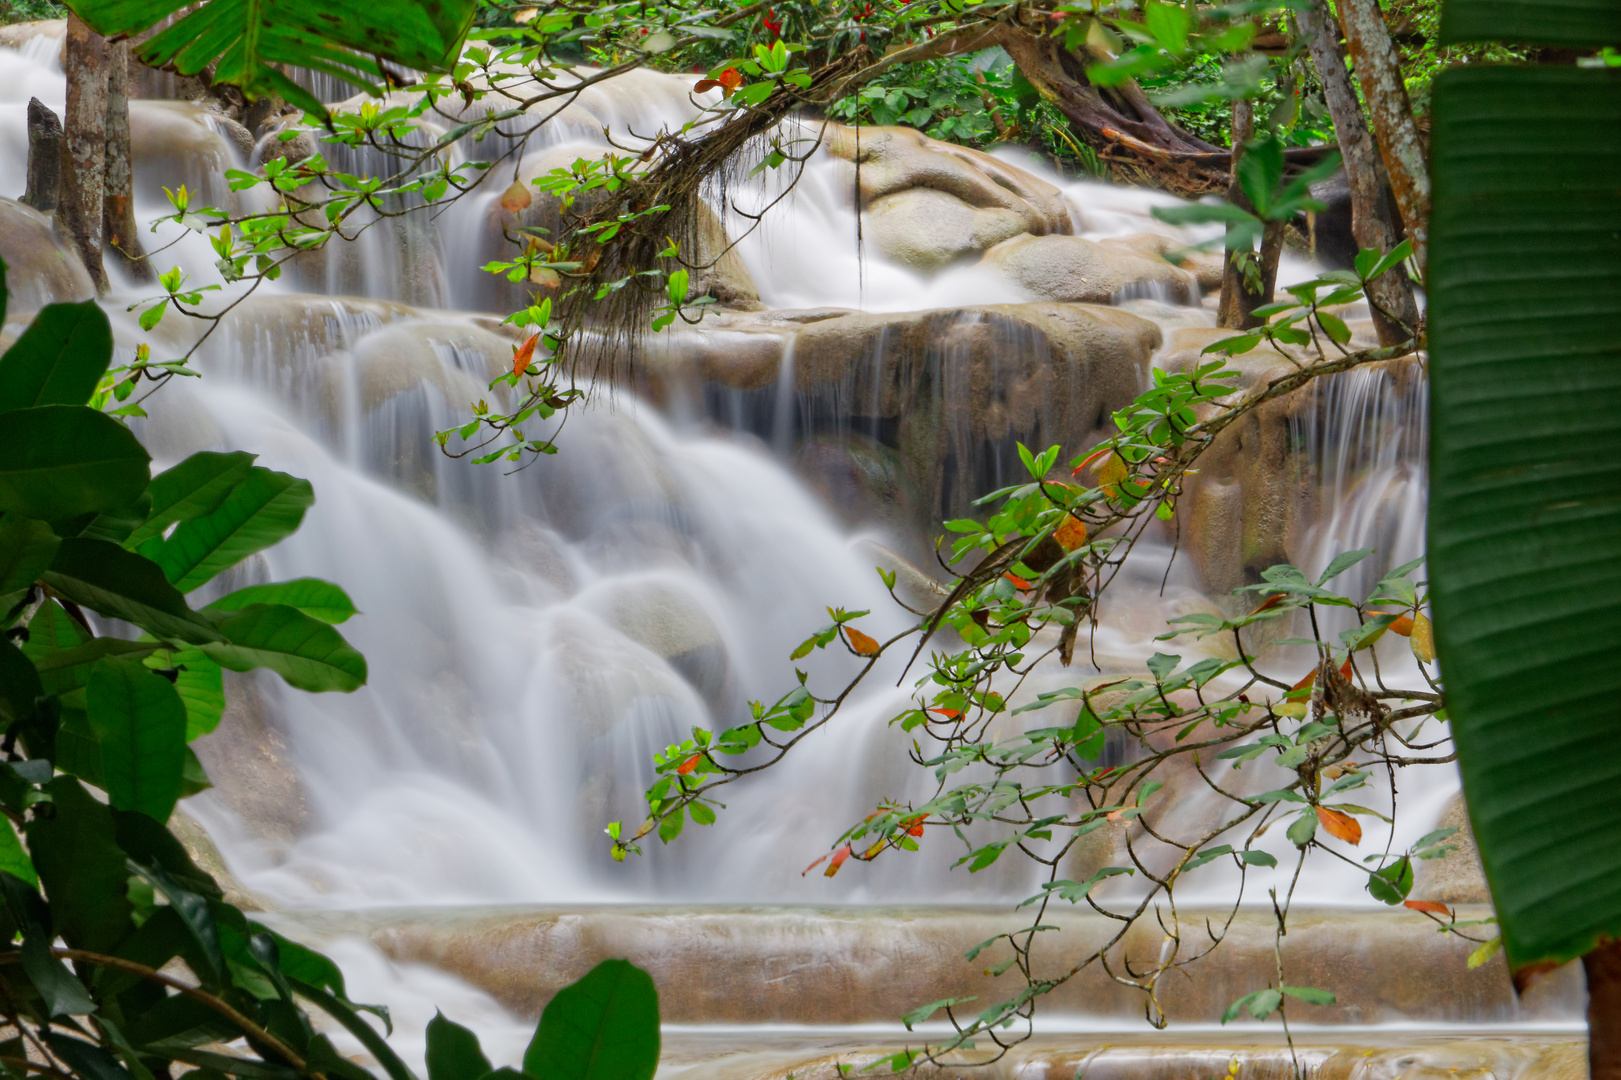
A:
[658,1033,1585,1080]
[273,906,1581,1027]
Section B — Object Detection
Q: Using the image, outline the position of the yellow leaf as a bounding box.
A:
[500,180,532,212]
[1410,613,1435,663]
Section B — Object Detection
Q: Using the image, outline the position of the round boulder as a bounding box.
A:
[0,197,96,313]
[980,233,1200,305]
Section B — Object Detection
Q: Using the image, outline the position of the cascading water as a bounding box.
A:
[0,25,1582,1075]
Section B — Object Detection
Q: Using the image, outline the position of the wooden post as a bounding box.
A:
[58,12,110,291]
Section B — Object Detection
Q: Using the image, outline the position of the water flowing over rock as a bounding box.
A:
[0,34,1506,1070]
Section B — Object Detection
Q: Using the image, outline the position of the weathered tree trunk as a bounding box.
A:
[58,13,110,291]
[1585,940,1621,1080]
[22,98,63,214]
[1337,0,1430,277]
[1300,0,1419,347]
[1217,100,1282,330]
[102,39,151,282]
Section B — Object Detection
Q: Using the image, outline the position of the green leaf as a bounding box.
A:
[0,637,43,731]
[0,820,36,888]
[0,301,114,413]
[72,0,477,117]
[208,578,356,624]
[86,656,188,822]
[126,451,255,548]
[1428,64,1621,975]
[426,1012,491,1080]
[42,538,222,645]
[1440,0,1621,47]
[144,646,225,739]
[27,777,134,952]
[0,515,59,612]
[523,959,660,1080]
[150,467,313,592]
[1286,811,1317,847]
[1280,985,1336,1006]
[45,1035,133,1080]
[1366,856,1414,905]
[202,604,366,692]
[0,406,151,521]
[32,637,161,707]
[1316,548,1374,586]
[1316,312,1352,345]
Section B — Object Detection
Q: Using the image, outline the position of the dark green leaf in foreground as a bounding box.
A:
[126,451,255,549]
[0,406,150,522]
[426,1012,492,1080]
[0,515,60,612]
[203,603,366,692]
[151,467,313,593]
[0,301,113,414]
[208,578,356,624]
[69,0,477,115]
[144,645,225,739]
[27,777,133,953]
[42,538,222,646]
[523,959,660,1080]
[1429,64,1621,974]
[1441,0,1621,48]
[86,656,188,823]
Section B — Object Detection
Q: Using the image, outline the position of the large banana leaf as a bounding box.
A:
[68,0,477,114]
[1428,60,1621,974]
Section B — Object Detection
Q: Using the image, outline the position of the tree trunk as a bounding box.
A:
[58,13,110,292]
[1299,0,1419,347]
[1585,940,1621,1080]
[22,98,63,214]
[102,39,151,282]
[1337,0,1430,278]
[1217,100,1280,330]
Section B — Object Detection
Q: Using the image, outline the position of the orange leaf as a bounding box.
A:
[1250,592,1287,614]
[676,754,701,775]
[1097,454,1128,498]
[862,840,885,859]
[904,815,926,837]
[1386,614,1415,637]
[1073,445,1114,477]
[928,707,961,720]
[499,179,532,213]
[1339,658,1353,680]
[1286,668,1317,701]
[717,66,744,91]
[844,626,880,656]
[1054,514,1088,552]
[1403,900,1451,916]
[511,334,538,378]
[824,844,852,877]
[1002,572,1031,590]
[1316,807,1362,846]
[1106,808,1127,822]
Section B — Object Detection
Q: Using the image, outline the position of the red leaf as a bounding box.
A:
[1403,900,1451,916]
[1250,592,1287,614]
[511,334,538,378]
[693,79,721,93]
[676,754,701,775]
[1002,572,1031,590]
[824,844,852,877]
[1316,807,1362,846]
[1072,445,1114,476]
[843,626,881,656]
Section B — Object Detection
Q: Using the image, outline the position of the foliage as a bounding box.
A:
[68,0,478,114]
[0,0,64,25]
[0,256,662,1080]
[1427,11,1621,974]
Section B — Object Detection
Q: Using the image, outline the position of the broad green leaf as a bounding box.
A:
[0,820,35,888]
[151,467,313,593]
[113,808,223,899]
[426,1012,492,1080]
[0,406,151,521]
[42,538,223,645]
[0,515,60,613]
[70,0,477,115]
[524,959,660,1080]
[202,603,366,692]
[86,656,188,822]
[79,490,153,544]
[54,708,102,786]
[32,637,161,707]
[144,646,226,739]
[43,1035,132,1080]
[1428,65,1621,974]
[0,638,43,730]
[0,301,114,413]
[1236,135,1284,217]
[126,451,255,549]
[27,777,134,953]
[1280,986,1336,1006]
[1440,0,1621,47]
[208,578,356,624]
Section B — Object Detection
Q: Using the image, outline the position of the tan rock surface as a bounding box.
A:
[0,197,96,312]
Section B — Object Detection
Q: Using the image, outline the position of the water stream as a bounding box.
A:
[0,27,1574,1074]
